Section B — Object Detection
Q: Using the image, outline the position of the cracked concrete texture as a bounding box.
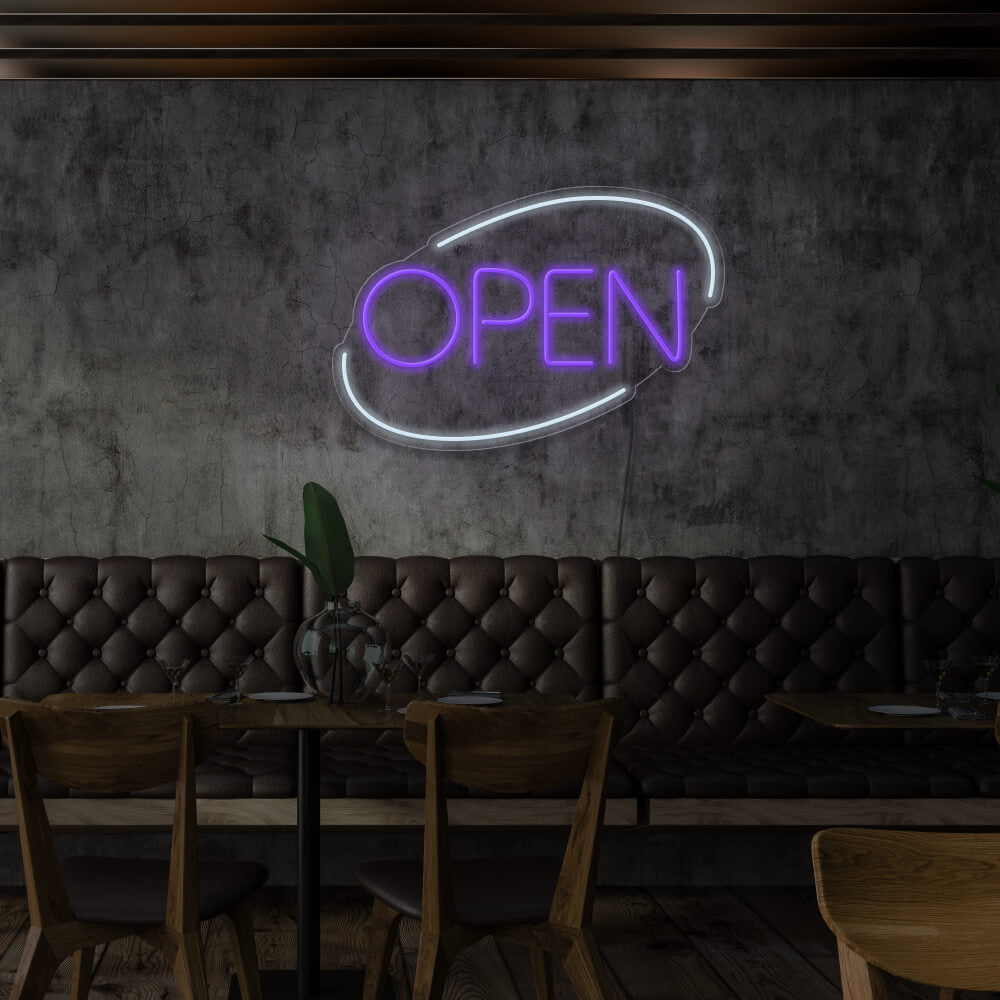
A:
[0,80,997,560]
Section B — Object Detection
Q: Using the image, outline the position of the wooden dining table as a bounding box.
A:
[39,689,574,999]
[765,690,1000,731]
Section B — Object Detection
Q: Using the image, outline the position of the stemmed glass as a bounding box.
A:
[158,658,192,698]
[376,657,401,713]
[403,653,434,699]
[228,655,254,704]
[973,654,1000,704]
[922,658,954,710]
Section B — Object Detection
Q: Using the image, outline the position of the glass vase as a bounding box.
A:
[294,598,388,704]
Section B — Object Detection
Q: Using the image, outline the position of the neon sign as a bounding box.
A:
[334,187,724,450]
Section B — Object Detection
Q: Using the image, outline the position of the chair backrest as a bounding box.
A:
[7,701,218,793]
[403,698,625,932]
[404,698,625,793]
[1,701,216,933]
[813,827,1000,992]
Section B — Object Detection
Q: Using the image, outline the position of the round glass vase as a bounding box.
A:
[294,598,388,704]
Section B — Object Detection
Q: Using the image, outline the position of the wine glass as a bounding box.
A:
[228,655,254,704]
[158,657,192,698]
[973,654,1000,704]
[376,657,401,713]
[403,653,434,699]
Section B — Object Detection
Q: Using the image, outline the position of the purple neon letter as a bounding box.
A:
[542,268,596,368]
[471,267,535,367]
[605,267,687,369]
[361,267,461,369]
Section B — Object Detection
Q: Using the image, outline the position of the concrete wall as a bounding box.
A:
[1,80,998,560]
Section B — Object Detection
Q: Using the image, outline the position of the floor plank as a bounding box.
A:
[650,887,843,1000]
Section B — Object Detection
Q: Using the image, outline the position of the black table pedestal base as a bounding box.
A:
[230,968,383,999]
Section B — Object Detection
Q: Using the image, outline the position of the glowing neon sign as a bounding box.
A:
[333,187,724,450]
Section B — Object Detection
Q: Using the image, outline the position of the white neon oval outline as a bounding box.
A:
[340,351,628,445]
[435,193,719,301]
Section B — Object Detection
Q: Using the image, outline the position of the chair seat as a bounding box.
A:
[62,856,268,924]
[356,856,562,925]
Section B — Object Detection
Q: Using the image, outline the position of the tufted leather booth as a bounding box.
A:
[2,553,999,806]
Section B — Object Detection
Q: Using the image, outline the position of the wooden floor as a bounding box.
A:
[0,885,995,999]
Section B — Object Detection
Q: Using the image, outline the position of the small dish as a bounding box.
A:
[247,692,314,702]
[867,704,941,716]
[438,694,504,706]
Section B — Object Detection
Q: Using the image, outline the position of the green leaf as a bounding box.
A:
[262,533,333,599]
[976,476,1000,494]
[301,482,355,597]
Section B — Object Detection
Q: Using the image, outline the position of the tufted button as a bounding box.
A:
[392,648,400,658]
[636,587,645,597]
[201,649,210,658]
[201,588,210,597]
[553,587,562,597]
[528,619,535,627]
[828,619,836,627]
[254,649,264,658]
[92,649,101,658]
[936,588,944,597]
[638,648,647,658]
[66,619,73,627]
[693,709,703,718]
[691,588,700,597]
[801,649,810,658]
[692,649,701,658]
[499,587,509,597]
[747,649,756,658]
[853,588,862,597]
[664,617,672,627]
[65,680,72,688]
[175,619,182,627]
[391,588,401,597]
[799,588,808,597]
[640,709,648,718]
[774,618,781,626]
[445,588,455,597]
[855,649,864,657]
[93,588,102,597]
[747,709,757,718]
[147,588,156,597]
[38,587,48,597]
[120,680,127,688]
[37,649,46,658]
[254,588,264,597]
[554,648,564,658]
[500,648,510,658]
[665,679,674,687]
[121,619,128,626]
[745,588,753,597]
[966,619,973,626]
[146,649,155,658]
[529,679,536,687]
[446,648,455,658]
[229,619,236,627]
[473,619,480,626]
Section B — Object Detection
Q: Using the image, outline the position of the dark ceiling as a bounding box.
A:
[1,2,999,78]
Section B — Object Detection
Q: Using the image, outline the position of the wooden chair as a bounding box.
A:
[0,701,267,1000]
[813,826,1000,1000]
[357,698,625,1000]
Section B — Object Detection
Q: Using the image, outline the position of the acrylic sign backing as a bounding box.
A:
[333,187,724,450]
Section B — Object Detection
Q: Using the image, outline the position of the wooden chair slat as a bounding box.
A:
[403,699,625,793]
[17,703,218,793]
[813,827,1000,993]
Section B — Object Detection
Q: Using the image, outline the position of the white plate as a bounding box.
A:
[93,704,144,710]
[437,694,504,706]
[868,704,941,716]
[247,692,314,702]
